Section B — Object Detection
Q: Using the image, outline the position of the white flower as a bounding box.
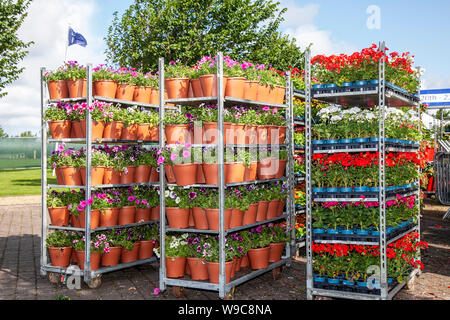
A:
[164,191,169,197]
[175,197,181,204]
[330,115,343,123]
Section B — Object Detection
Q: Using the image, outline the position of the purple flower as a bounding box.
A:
[189,192,197,199]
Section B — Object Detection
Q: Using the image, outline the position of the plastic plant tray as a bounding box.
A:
[312,140,419,153]
[312,185,417,199]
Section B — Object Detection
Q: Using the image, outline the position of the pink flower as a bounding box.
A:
[182,150,191,158]
[157,156,165,165]
[153,288,160,295]
[170,153,177,161]
[185,142,192,148]
[262,106,270,112]
[57,144,65,152]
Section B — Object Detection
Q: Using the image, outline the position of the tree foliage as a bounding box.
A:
[105,0,304,72]
[0,0,34,98]
[0,125,8,138]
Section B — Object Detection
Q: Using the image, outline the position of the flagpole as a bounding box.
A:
[64,24,70,62]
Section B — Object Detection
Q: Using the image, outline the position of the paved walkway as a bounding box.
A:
[0,199,448,300]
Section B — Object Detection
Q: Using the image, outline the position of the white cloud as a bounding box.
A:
[421,74,450,90]
[281,1,356,56]
[0,0,106,136]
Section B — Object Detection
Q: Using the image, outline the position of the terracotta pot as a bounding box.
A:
[71,214,80,228]
[243,162,257,181]
[224,122,234,145]
[191,78,204,97]
[188,81,194,98]
[277,200,286,216]
[266,199,280,220]
[274,85,286,105]
[48,247,72,267]
[165,165,176,183]
[257,158,276,180]
[188,208,195,227]
[275,159,287,179]
[149,88,159,105]
[199,74,228,97]
[243,203,258,225]
[94,80,117,98]
[192,207,209,230]
[71,121,83,138]
[232,123,245,144]
[103,167,121,185]
[166,207,189,229]
[240,253,249,268]
[48,207,69,226]
[80,119,105,139]
[243,80,258,100]
[244,125,257,145]
[205,208,232,231]
[101,246,121,267]
[172,163,198,186]
[67,79,87,98]
[166,256,186,278]
[266,125,279,145]
[206,261,234,284]
[165,124,192,144]
[256,84,270,103]
[138,240,154,260]
[103,121,124,139]
[119,206,136,225]
[224,162,245,184]
[135,208,151,223]
[120,166,136,184]
[202,163,218,186]
[248,247,270,269]
[78,209,100,229]
[225,77,245,99]
[71,250,78,264]
[60,166,82,186]
[48,120,71,139]
[203,122,218,144]
[149,126,159,141]
[137,123,151,141]
[269,242,285,263]
[149,167,159,182]
[121,124,138,140]
[150,206,160,221]
[47,80,68,100]
[267,85,277,104]
[187,257,209,280]
[121,242,141,263]
[277,126,287,144]
[80,166,105,186]
[230,209,244,229]
[133,86,152,103]
[55,167,65,185]
[256,200,269,222]
[231,259,236,279]
[100,208,119,227]
[196,162,206,184]
[135,164,151,183]
[165,78,189,99]
[234,256,242,272]
[76,251,101,270]
[257,125,268,145]
[193,123,204,145]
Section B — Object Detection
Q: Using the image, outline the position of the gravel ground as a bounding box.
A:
[0,198,448,300]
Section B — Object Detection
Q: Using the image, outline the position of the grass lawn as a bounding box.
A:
[0,169,56,196]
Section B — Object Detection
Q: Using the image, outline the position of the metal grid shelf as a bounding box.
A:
[48,97,87,104]
[294,120,305,126]
[165,96,288,108]
[47,182,160,190]
[181,144,288,148]
[47,138,160,145]
[48,220,159,232]
[166,178,287,189]
[94,95,178,110]
[165,214,288,235]
[312,188,418,202]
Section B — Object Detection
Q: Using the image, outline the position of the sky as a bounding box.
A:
[1,0,449,136]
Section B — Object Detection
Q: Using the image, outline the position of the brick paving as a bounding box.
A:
[0,199,448,300]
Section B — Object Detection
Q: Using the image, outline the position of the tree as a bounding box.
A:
[105,0,304,72]
[0,0,34,98]
[18,131,36,137]
[0,125,8,138]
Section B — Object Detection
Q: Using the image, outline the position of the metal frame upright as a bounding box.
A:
[158,52,294,299]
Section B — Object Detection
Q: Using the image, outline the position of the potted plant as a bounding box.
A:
[165,60,190,99]
[100,231,122,267]
[79,100,110,139]
[268,224,288,262]
[196,106,218,144]
[165,187,190,229]
[136,224,158,260]
[132,72,153,103]
[118,146,141,184]
[93,65,117,98]
[79,148,109,186]
[119,106,139,140]
[134,191,151,223]
[102,105,124,139]
[154,233,190,278]
[202,146,219,185]
[47,191,69,226]
[204,190,232,231]
[169,143,198,186]
[241,63,259,100]
[196,56,228,97]
[224,147,246,184]
[137,110,159,141]
[44,67,69,100]
[201,235,234,284]
[115,67,137,101]
[240,109,259,145]
[50,147,83,186]
[134,149,153,183]
[186,235,209,280]
[257,148,276,180]
[188,189,209,230]
[44,103,71,139]
[244,225,272,270]
[163,110,192,144]
[72,234,103,270]
[46,231,73,267]
[224,56,246,99]
[118,193,137,225]
[187,67,204,97]
[116,227,141,263]
[64,61,87,98]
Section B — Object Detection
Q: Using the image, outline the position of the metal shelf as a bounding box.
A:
[48,97,87,104]
[94,95,178,110]
[313,146,419,154]
[313,189,418,202]
[47,182,160,189]
[47,138,160,145]
[165,96,288,108]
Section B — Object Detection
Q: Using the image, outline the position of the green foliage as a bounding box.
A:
[0,0,33,97]
[46,231,72,248]
[105,0,304,72]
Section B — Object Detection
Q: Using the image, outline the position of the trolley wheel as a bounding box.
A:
[224,287,235,300]
[87,275,102,289]
[47,272,60,284]
[272,267,283,280]
[172,286,185,298]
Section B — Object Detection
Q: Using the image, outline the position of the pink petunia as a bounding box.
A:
[182,150,191,158]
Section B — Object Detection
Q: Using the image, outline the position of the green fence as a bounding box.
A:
[0,138,58,170]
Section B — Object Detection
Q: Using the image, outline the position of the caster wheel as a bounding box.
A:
[224,287,235,300]
[87,275,102,289]
[47,272,60,284]
[172,286,185,298]
[272,267,283,280]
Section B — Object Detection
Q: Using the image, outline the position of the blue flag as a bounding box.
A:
[68,27,87,47]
